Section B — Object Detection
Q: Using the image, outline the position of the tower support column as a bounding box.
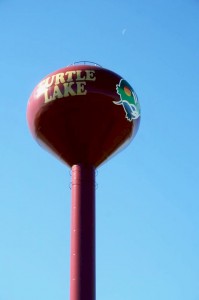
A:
[70,164,95,300]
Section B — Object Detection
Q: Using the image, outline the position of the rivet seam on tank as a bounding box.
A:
[113,79,141,122]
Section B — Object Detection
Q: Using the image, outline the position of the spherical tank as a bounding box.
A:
[27,63,141,167]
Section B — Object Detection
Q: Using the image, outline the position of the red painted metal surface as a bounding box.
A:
[26,63,141,300]
[70,164,95,300]
[27,64,140,167]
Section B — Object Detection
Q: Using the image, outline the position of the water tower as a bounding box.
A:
[27,62,141,300]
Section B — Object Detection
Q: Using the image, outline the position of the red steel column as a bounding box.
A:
[70,164,95,300]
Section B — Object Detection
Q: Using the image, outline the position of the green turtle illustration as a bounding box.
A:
[113,79,140,121]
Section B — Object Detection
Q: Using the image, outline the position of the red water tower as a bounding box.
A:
[27,62,141,300]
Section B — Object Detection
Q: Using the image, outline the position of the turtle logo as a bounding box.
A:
[113,79,140,121]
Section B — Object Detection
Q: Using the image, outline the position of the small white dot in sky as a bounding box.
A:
[122,28,127,35]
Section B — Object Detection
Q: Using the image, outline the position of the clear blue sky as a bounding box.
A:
[0,0,199,299]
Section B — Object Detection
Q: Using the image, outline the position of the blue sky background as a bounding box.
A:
[0,0,199,299]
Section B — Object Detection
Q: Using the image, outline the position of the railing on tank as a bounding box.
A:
[68,61,102,67]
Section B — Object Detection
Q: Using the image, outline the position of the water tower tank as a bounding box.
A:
[27,62,140,166]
